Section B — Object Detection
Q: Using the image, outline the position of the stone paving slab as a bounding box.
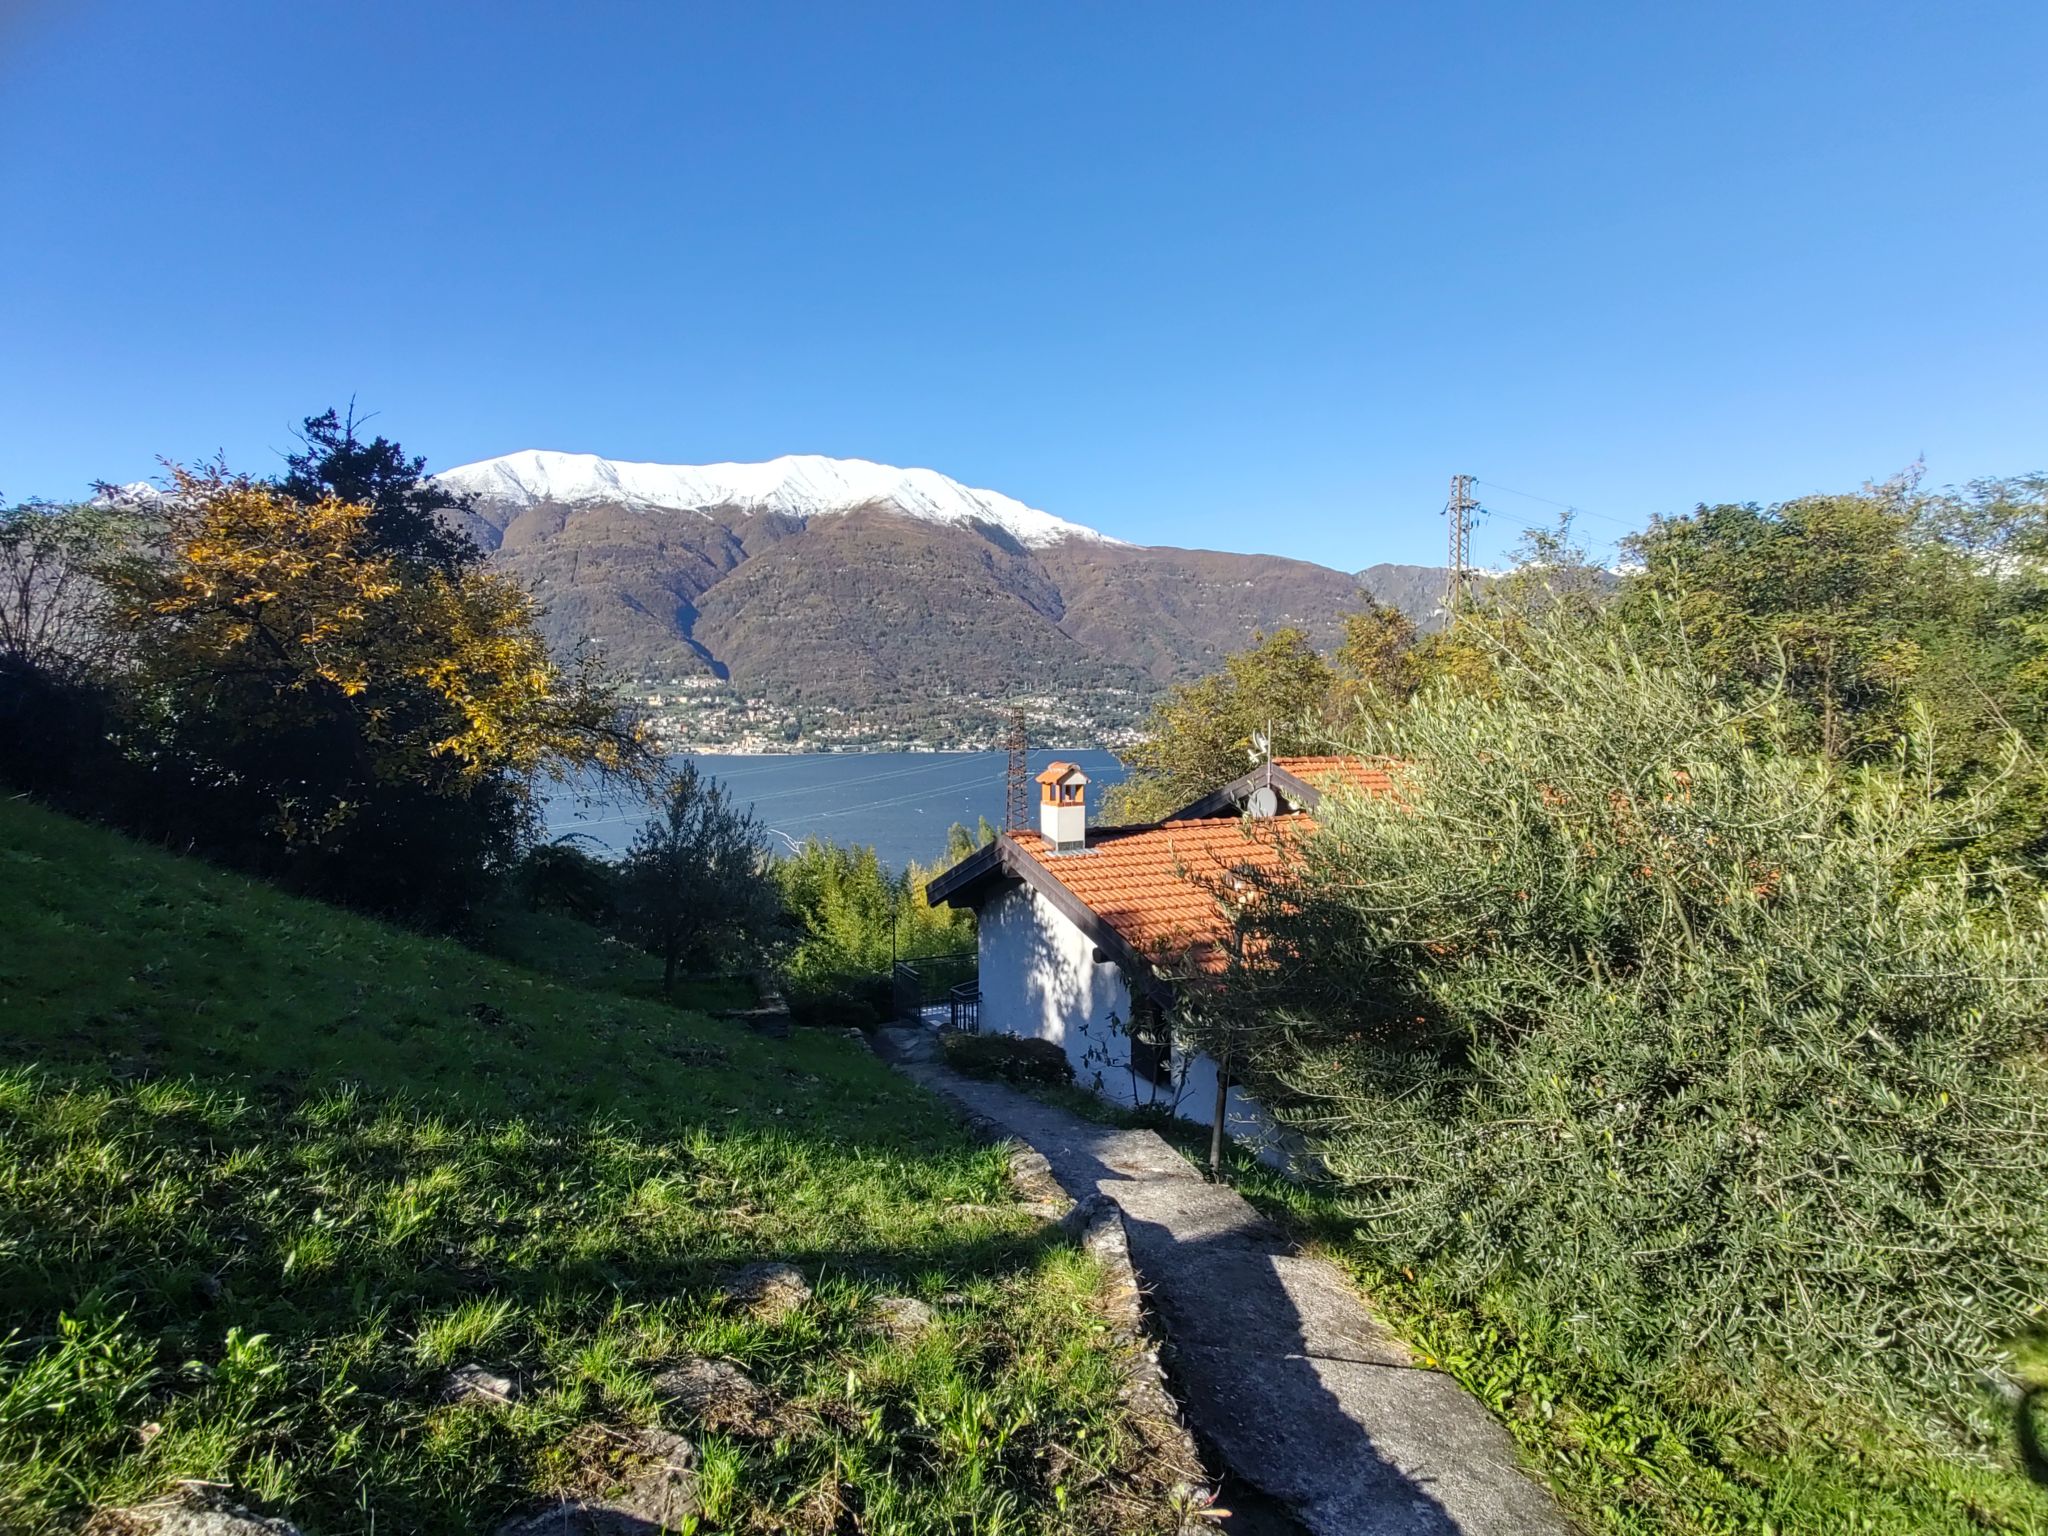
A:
[1172,1345,1567,1536]
[1149,1249,1415,1369]
[875,1026,1575,1536]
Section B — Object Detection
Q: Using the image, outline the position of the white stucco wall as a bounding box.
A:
[976,881,1283,1159]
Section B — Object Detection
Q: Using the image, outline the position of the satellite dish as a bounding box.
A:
[1247,785,1281,819]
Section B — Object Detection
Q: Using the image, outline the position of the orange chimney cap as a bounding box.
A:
[1035,761,1087,785]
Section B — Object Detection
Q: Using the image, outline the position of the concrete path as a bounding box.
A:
[874,1026,1574,1536]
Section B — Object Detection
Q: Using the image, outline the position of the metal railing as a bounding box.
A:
[891,961,922,1024]
[947,981,981,1034]
[892,950,978,1024]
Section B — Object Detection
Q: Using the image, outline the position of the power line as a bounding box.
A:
[785,776,1002,823]
[1472,477,1636,529]
[544,750,1000,833]
[551,758,1010,844]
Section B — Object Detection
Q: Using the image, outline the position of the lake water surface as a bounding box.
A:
[545,750,1128,869]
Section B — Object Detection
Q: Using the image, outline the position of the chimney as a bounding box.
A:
[1036,761,1089,853]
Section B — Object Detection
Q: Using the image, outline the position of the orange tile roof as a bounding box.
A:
[1036,760,1085,784]
[1011,816,1308,975]
[1273,755,1397,798]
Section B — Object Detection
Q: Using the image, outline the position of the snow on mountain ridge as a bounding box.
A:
[435,449,1120,548]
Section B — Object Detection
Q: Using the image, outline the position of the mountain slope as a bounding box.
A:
[438,451,1410,743]
[1357,561,1456,628]
[1038,539,1379,682]
[691,511,1150,705]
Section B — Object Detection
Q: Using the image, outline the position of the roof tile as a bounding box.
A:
[1273,755,1397,797]
[1012,816,1307,974]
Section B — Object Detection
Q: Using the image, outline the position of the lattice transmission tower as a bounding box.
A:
[1003,707,1030,833]
[1443,472,1479,615]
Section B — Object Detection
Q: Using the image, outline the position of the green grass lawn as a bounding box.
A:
[0,796,1182,1535]
[940,1058,2048,1536]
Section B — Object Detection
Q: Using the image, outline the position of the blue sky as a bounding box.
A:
[3,2,2043,569]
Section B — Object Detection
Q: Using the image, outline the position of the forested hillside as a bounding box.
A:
[446,452,1392,745]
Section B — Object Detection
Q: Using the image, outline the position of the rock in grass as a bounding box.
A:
[1058,1192,1116,1245]
[652,1355,783,1436]
[870,1296,936,1338]
[442,1363,522,1406]
[721,1261,810,1319]
[494,1429,699,1535]
[88,1489,301,1535]
[1006,1147,1063,1201]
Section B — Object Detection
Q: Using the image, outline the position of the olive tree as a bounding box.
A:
[1199,614,2048,1455]
[618,762,779,993]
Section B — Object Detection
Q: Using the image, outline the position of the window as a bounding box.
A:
[1128,997,1173,1088]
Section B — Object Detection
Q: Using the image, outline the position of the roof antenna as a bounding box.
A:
[1244,722,1277,818]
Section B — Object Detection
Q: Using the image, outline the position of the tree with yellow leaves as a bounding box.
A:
[108,467,644,920]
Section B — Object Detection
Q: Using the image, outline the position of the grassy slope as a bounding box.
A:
[464,897,758,1017]
[949,1066,2048,1536]
[0,797,1174,1535]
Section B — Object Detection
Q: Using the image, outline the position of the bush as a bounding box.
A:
[943,1033,1073,1088]
[1,456,646,930]
[511,842,620,923]
[785,975,891,1030]
[773,837,975,990]
[0,503,137,809]
[616,763,779,994]
[0,658,124,803]
[1202,618,2048,1464]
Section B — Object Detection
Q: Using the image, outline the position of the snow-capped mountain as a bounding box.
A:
[435,450,1118,550]
[75,446,1432,748]
[92,480,166,504]
[429,445,1399,748]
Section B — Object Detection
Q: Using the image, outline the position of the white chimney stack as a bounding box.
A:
[1036,761,1089,853]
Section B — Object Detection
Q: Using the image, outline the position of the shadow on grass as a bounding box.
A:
[880,1031,1490,1536]
[0,799,1180,1529]
[0,1049,1128,1534]
[2020,1386,2048,1488]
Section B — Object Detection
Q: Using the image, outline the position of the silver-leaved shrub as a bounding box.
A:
[1199,620,2048,1455]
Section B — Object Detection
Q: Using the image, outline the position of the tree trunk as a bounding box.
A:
[1209,1059,1228,1181]
[662,944,677,996]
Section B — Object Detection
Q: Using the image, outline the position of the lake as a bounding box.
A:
[544,749,1129,869]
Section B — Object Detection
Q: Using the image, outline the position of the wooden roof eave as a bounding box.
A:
[1169,763,1323,821]
[925,838,1008,908]
[926,833,1175,1008]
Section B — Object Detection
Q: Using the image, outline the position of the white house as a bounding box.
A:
[926,755,1393,1150]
